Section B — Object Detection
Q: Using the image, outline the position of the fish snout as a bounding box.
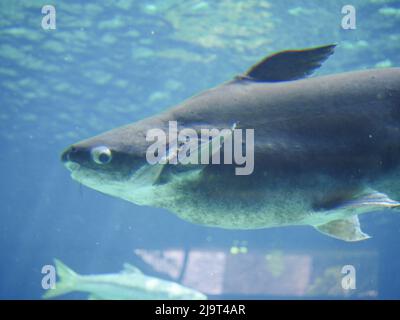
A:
[61,145,86,164]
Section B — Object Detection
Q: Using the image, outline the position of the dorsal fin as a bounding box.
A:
[236,44,336,83]
[121,263,143,274]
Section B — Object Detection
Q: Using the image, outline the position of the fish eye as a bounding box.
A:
[91,146,112,165]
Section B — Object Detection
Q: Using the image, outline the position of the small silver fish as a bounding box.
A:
[43,259,207,300]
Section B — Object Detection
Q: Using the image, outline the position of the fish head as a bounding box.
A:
[61,117,168,204]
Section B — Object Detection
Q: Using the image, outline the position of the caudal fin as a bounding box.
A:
[42,259,79,299]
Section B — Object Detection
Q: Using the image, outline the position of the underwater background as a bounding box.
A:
[1,0,400,299]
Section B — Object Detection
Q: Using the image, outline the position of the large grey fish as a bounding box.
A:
[61,45,400,241]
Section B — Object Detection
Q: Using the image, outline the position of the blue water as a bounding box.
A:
[1,0,400,299]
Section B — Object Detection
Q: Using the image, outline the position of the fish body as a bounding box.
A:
[43,260,207,300]
[61,45,400,241]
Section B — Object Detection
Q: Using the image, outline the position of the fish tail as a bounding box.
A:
[42,259,79,299]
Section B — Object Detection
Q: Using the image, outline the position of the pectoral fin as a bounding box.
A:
[169,123,236,165]
[314,189,400,241]
[314,189,400,214]
[131,124,236,185]
[130,163,165,186]
[190,123,236,164]
[334,189,400,210]
[315,215,370,242]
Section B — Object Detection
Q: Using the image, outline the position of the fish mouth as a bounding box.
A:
[61,147,80,172]
[61,146,73,163]
[65,161,81,172]
[61,145,86,173]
